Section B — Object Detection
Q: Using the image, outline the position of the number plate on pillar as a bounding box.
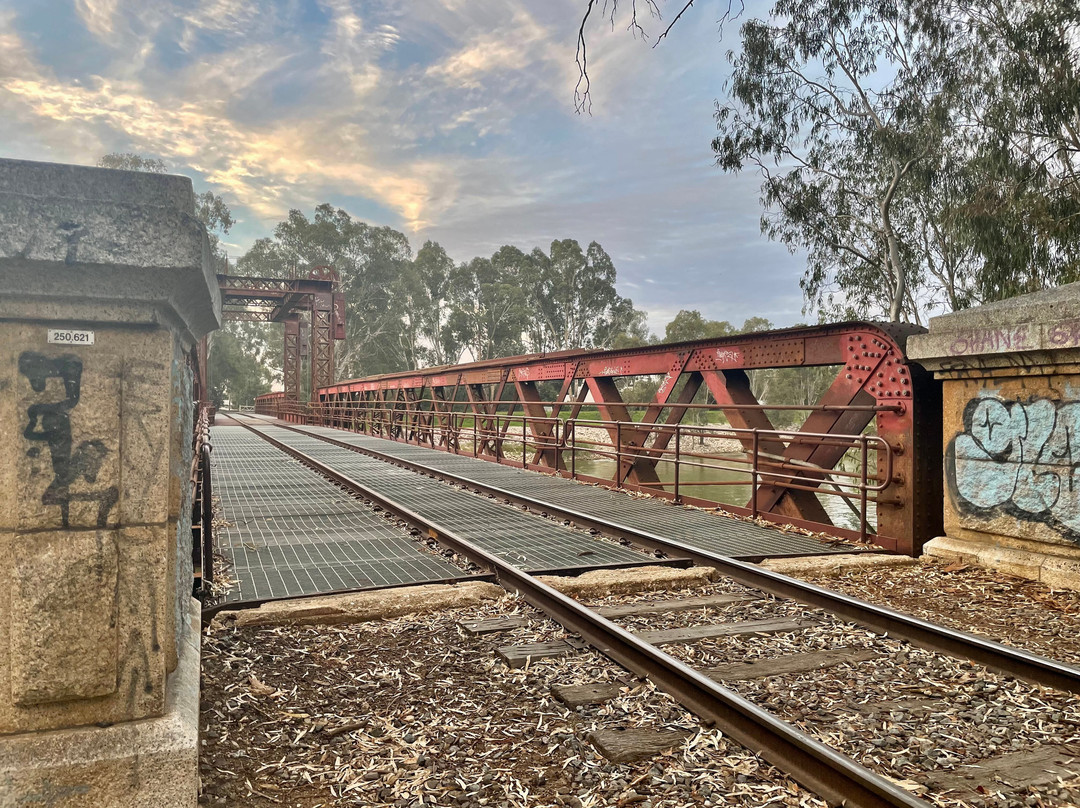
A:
[47,328,95,345]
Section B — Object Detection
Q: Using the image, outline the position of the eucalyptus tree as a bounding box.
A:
[913,0,1080,301]
[260,204,414,377]
[398,240,461,367]
[573,0,1080,321]
[522,239,644,352]
[446,256,530,361]
[713,0,950,322]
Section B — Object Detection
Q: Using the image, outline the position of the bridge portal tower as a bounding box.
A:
[213,267,344,407]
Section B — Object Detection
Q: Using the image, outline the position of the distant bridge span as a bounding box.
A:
[257,322,942,555]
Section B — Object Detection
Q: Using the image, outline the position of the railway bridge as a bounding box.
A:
[5,158,1080,808]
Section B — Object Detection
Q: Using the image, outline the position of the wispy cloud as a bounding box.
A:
[73,0,120,38]
[0,0,809,330]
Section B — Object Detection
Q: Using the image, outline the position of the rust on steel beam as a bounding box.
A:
[613,352,697,485]
[638,370,703,484]
[310,290,334,394]
[221,310,273,322]
[293,321,940,554]
[283,315,300,404]
[750,375,877,518]
[515,379,558,467]
[585,375,662,486]
[269,291,307,322]
[218,268,344,410]
[701,368,831,525]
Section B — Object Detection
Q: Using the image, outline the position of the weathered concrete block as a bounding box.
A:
[0,158,221,341]
[13,344,122,533]
[759,552,917,578]
[11,530,119,706]
[910,282,1080,591]
[908,280,1080,370]
[1041,556,1080,590]
[0,526,171,733]
[0,598,200,808]
[119,333,174,526]
[0,158,213,807]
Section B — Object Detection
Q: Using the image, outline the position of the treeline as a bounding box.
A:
[212,204,650,404]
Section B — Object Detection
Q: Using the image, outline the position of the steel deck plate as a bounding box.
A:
[238,423,656,572]
[211,426,460,602]
[288,424,850,558]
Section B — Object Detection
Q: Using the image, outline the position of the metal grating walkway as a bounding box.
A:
[236,421,658,572]
[211,426,461,602]
[280,422,851,559]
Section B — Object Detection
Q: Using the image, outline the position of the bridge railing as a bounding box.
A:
[260,397,893,545]
[256,322,942,554]
[190,405,213,594]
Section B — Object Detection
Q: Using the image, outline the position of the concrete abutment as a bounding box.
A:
[909,282,1080,592]
[0,158,219,807]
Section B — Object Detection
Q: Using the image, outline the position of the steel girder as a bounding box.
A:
[217,268,344,405]
[283,316,301,403]
[257,322,941,554]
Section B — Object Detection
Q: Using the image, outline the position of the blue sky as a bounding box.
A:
[0,0,808,332]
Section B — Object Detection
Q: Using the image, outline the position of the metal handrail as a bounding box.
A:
[280,400,891,541]
[191,407,213,592]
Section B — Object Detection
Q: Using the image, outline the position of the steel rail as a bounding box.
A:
[229,415,925,808]
[253,416,1080,696]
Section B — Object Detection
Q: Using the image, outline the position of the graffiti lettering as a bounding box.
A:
[947,395,1080,539]
[19,352,118,528]
[948,326,1032,356]
[715,349,741,364]
[601,365,625,376]
[1048,321,1080,348]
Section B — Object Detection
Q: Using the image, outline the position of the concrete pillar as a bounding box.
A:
[908,283,1080,591]
[0,158,220,806]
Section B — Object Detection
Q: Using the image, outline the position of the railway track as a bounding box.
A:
[223,413,1080,808]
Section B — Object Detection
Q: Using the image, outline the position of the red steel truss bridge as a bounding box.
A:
[256,321,942,555]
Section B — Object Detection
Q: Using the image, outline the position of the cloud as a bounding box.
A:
[0,68,443,226]
[317,0,399,97]
[0,0,811,329]
[74,0,120,38]
[184,0,260,37]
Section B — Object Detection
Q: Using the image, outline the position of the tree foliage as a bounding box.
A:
[714,0,952,322]
[576,0,1080,322]
[246,204,414,378]
[716,0,1080,321]
[235,205,648,380]
[207,322,275,407]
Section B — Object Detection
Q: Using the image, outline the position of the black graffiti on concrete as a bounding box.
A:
[19,352,119,528]
[947,395,1080,542]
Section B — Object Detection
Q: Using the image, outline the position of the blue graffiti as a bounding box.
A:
[948,396,1080,539]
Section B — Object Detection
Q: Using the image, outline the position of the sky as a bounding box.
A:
[0,0,809,333]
